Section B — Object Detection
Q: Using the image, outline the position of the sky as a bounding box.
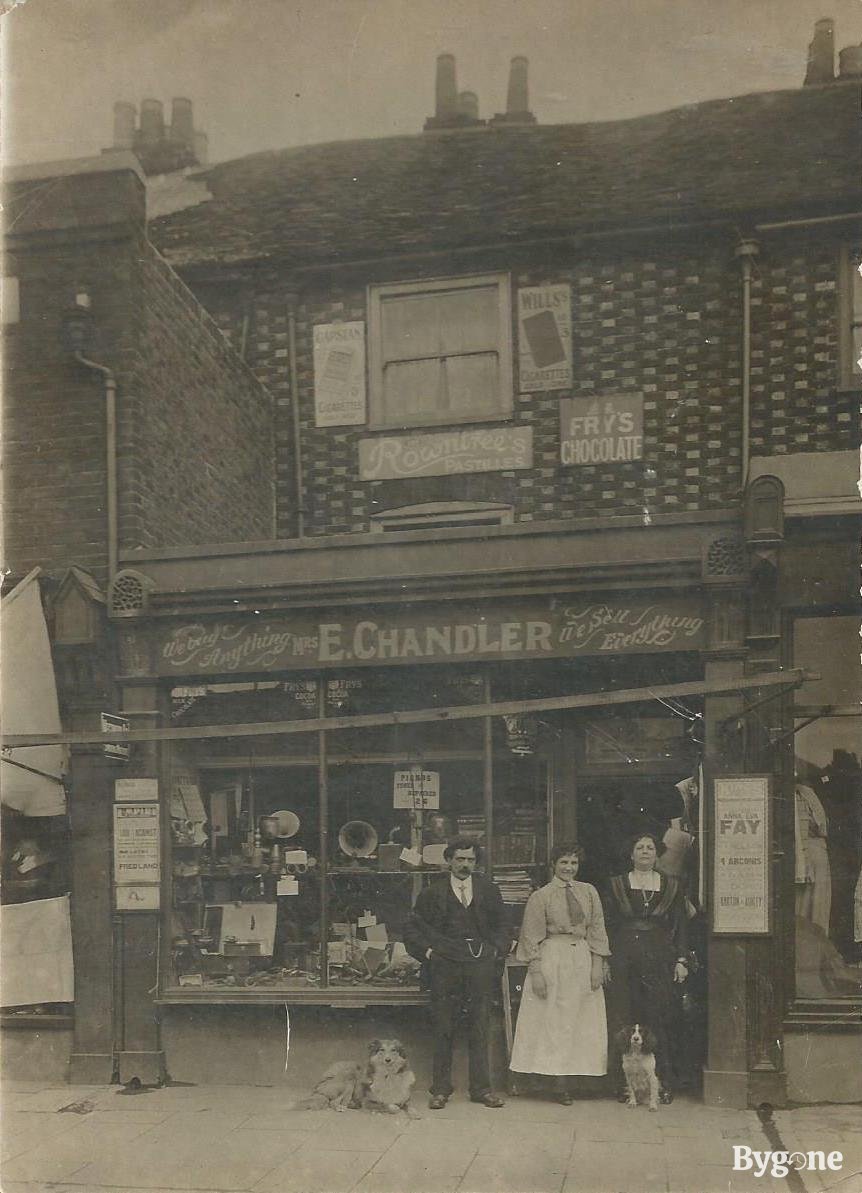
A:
[3,0,862,167]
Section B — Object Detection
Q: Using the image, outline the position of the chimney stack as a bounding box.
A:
[170,97,194,151]
[804,18,835,85]
[112,101,136,149]
[109,95,206,175]
[838,44,862,78]
[139,98,165,145]
[490,55,537,125]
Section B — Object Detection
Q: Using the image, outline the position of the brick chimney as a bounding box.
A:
[489,56,537,126]
[804,18,835,85]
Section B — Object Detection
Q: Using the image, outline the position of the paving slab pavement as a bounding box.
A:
[1,1081,859,1193]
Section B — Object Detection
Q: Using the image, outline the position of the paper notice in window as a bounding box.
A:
[399,847,422,867]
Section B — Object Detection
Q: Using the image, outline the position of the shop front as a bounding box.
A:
[106,579,725,1091]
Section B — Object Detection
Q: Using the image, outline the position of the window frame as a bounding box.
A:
[367,273,514,430]
[837,244,862,391]
[369,501,514,533]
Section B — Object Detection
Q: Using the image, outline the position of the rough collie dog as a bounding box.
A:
[616,1024,660,1112]
[295,1038,418,1116]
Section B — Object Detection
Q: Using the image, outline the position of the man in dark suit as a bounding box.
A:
[404,836,510,1109]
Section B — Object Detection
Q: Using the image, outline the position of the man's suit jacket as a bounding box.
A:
[404,873,512,964]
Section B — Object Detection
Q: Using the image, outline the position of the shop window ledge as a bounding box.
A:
[156,987,429,1008]
[784,1000,862,1030]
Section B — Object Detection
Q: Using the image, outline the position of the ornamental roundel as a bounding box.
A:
[108,569,153,617]
[704,536,747,578]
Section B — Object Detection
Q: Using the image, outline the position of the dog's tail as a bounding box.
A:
[291,1093,330,1111]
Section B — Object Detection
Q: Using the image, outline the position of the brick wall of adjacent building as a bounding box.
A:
[188,230,858,539]
[3,159,275,586]
[118,243,275,553]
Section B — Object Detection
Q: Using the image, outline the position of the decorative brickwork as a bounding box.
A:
[189,235,858,540]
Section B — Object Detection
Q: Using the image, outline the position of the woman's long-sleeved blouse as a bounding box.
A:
[515,878,611,972]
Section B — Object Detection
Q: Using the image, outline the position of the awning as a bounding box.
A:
[1,570,66,815]
[4,668,807,749]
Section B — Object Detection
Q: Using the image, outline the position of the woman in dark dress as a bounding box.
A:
[603,832,689,1103]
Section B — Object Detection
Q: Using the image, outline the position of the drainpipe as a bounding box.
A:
[74,352,118,585]
[735,239,759,493]
[287,298,306,537]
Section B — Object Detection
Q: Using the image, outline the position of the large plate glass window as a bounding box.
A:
[792,616,862,1000]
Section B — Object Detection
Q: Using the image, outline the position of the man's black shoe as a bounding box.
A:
[470,1092,505,1108]
[428,1094,448,1110]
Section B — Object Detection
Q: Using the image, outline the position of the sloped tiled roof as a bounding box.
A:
[150,82,861,270]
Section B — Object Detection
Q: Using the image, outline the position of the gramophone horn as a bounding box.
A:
[273,809,300,839]
[338,820,378,858]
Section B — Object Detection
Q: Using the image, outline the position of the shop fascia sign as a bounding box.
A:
[156,597,705,677]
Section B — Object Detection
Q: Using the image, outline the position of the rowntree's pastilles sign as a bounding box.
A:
[358,427,532,480]
[560,394,643,466]
[156,598,704,676]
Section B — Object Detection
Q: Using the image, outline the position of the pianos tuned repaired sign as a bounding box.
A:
[559,394,643,466]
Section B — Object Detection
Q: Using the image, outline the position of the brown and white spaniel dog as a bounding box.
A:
[615,1024,660,1112]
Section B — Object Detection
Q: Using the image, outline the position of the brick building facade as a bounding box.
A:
[3,32,860,1104]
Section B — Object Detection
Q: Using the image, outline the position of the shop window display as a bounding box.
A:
[164,670,550,998]
[793,617,862,1000]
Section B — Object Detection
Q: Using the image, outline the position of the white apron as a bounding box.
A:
[509,936,607,1076]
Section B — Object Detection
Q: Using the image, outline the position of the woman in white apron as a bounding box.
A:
[509,843,610,1103]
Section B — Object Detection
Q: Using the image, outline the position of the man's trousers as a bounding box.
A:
[428,954,495,1098]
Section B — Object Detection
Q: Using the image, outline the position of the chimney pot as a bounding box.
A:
[507,55,530,114]
[489,55,537,126]
[170,97,194,149]
[804,17,835,85]
[458,90,479,121]
[112,101,136,149]
[139,98,165,144]
[435,53,458,121]
[838,44,862,77]
[192,130,209,165]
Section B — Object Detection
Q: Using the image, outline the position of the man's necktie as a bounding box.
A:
[565,884,584,928]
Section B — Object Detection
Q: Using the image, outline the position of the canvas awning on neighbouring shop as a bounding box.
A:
[1,568,67,816]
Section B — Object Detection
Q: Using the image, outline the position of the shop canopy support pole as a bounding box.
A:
[483,675,494,872]
[2,669,808,749]
[318,680,329,988]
